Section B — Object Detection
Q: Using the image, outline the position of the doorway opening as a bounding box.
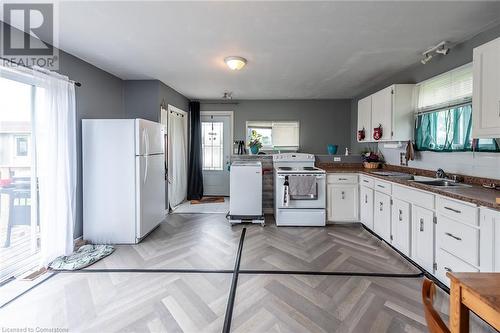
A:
[172,111,233,214]
[0,76,39,283]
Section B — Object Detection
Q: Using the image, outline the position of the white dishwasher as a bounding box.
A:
[229,161,265,225]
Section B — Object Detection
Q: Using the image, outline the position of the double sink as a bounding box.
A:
[371,171,471,188]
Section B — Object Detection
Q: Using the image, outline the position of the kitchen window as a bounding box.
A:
[246,121,299,151]
[414,64,500,152]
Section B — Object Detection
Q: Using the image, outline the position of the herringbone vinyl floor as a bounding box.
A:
[0,272,231,332]
[240,223,419,274]
[85,214,244,270]
[0,214,496,333]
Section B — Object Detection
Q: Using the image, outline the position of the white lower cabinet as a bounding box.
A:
[360,185,374,230]
[436,248,479,286]
[327,173,500,286]
[327,174,359,222]
[391,199,411,256]
[411,205,435,273]
[479,207,500,272]
[373,191,391,242]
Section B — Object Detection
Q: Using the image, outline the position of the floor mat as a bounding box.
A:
[191,197,225,204]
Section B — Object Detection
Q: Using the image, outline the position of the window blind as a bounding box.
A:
[272,122,299,147]
[415,63,472,113]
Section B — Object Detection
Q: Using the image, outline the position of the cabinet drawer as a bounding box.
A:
[436,248,479,286]
[327,174,358,184]
[437,215,479,266]
[437,197,478,226]
[374,180,392,195]
[359,175,374,188]
[393,184,434,210]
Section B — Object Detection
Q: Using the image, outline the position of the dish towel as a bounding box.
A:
[289,175,317,198]
[405,140,415,163]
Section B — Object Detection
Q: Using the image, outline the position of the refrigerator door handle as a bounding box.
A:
[144,155,149,184]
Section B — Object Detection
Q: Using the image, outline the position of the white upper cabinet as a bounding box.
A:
[472,37,500,138]
[357,84,415,142]
[371,86,394,141]
[357,96,372,142]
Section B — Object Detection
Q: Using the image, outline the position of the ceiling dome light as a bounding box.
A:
[224,56,247,70]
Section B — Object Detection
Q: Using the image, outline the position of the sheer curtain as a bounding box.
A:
[34,68,76,266]
[168,111,187,208]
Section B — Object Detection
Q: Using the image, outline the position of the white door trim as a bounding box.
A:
[200,111,234,143]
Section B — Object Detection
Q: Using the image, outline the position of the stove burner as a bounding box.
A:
[279,167,293,170]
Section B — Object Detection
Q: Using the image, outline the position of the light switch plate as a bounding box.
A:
[333,157,341,162]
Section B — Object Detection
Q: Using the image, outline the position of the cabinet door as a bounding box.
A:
[391,199,411,256]
[371,86,393,141]
[360,186,374,230]
[480,208,500,272]
[472,37,500,138]
[411,206,435,273]
[373,191,391,242]
[357,96,372,142]
[328,184,358,222]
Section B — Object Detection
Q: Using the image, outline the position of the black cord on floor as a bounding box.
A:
[222,227,246,333]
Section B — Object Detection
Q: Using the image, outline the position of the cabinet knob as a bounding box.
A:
[399,209,403,221]
[379,202,383,211]
[341,191,345,200]
[419,218,424,232]
[365,195,368,204]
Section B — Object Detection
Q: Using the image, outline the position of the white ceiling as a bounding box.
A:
[32,2,500,98]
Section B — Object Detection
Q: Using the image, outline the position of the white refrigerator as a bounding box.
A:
[82,118,166,244]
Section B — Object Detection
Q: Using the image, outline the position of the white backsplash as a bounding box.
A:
[378,145,500,180]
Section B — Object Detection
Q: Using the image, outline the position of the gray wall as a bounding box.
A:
[124,80,189,122]
[200,99,351,155]
[159,81,190,114]
[350,23,500,154]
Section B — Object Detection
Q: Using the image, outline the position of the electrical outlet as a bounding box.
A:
[333,157,341,162]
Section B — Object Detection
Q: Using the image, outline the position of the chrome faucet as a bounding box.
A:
[436,168,448,179]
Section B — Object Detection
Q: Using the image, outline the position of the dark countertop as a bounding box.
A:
[319,165,500,212]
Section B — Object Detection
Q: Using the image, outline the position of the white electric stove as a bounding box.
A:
[273,153,326,226]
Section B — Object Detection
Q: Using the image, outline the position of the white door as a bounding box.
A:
[328,184,358,222]
[201,115,231,196]
[167,107,188,208]
[412,205,435,273]
[371,86,393,141]
[360,186,374,230]
[391,199,411,256]
[136,154,165,238]
[373,191,391,242]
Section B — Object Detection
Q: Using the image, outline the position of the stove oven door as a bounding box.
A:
[275,174,326,209]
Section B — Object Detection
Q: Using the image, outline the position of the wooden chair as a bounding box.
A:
[422,278,450,333]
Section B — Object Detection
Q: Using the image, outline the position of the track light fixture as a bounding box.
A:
[421,53,432,65]
[421,41,450,65]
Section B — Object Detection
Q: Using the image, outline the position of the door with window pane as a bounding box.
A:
[0,76,39,283]
[201,115,230,196]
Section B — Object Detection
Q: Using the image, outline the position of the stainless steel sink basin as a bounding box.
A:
[412,179,470,187]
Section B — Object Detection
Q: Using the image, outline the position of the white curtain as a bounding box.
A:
[168,112,187,208]
[34,68,76,267]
